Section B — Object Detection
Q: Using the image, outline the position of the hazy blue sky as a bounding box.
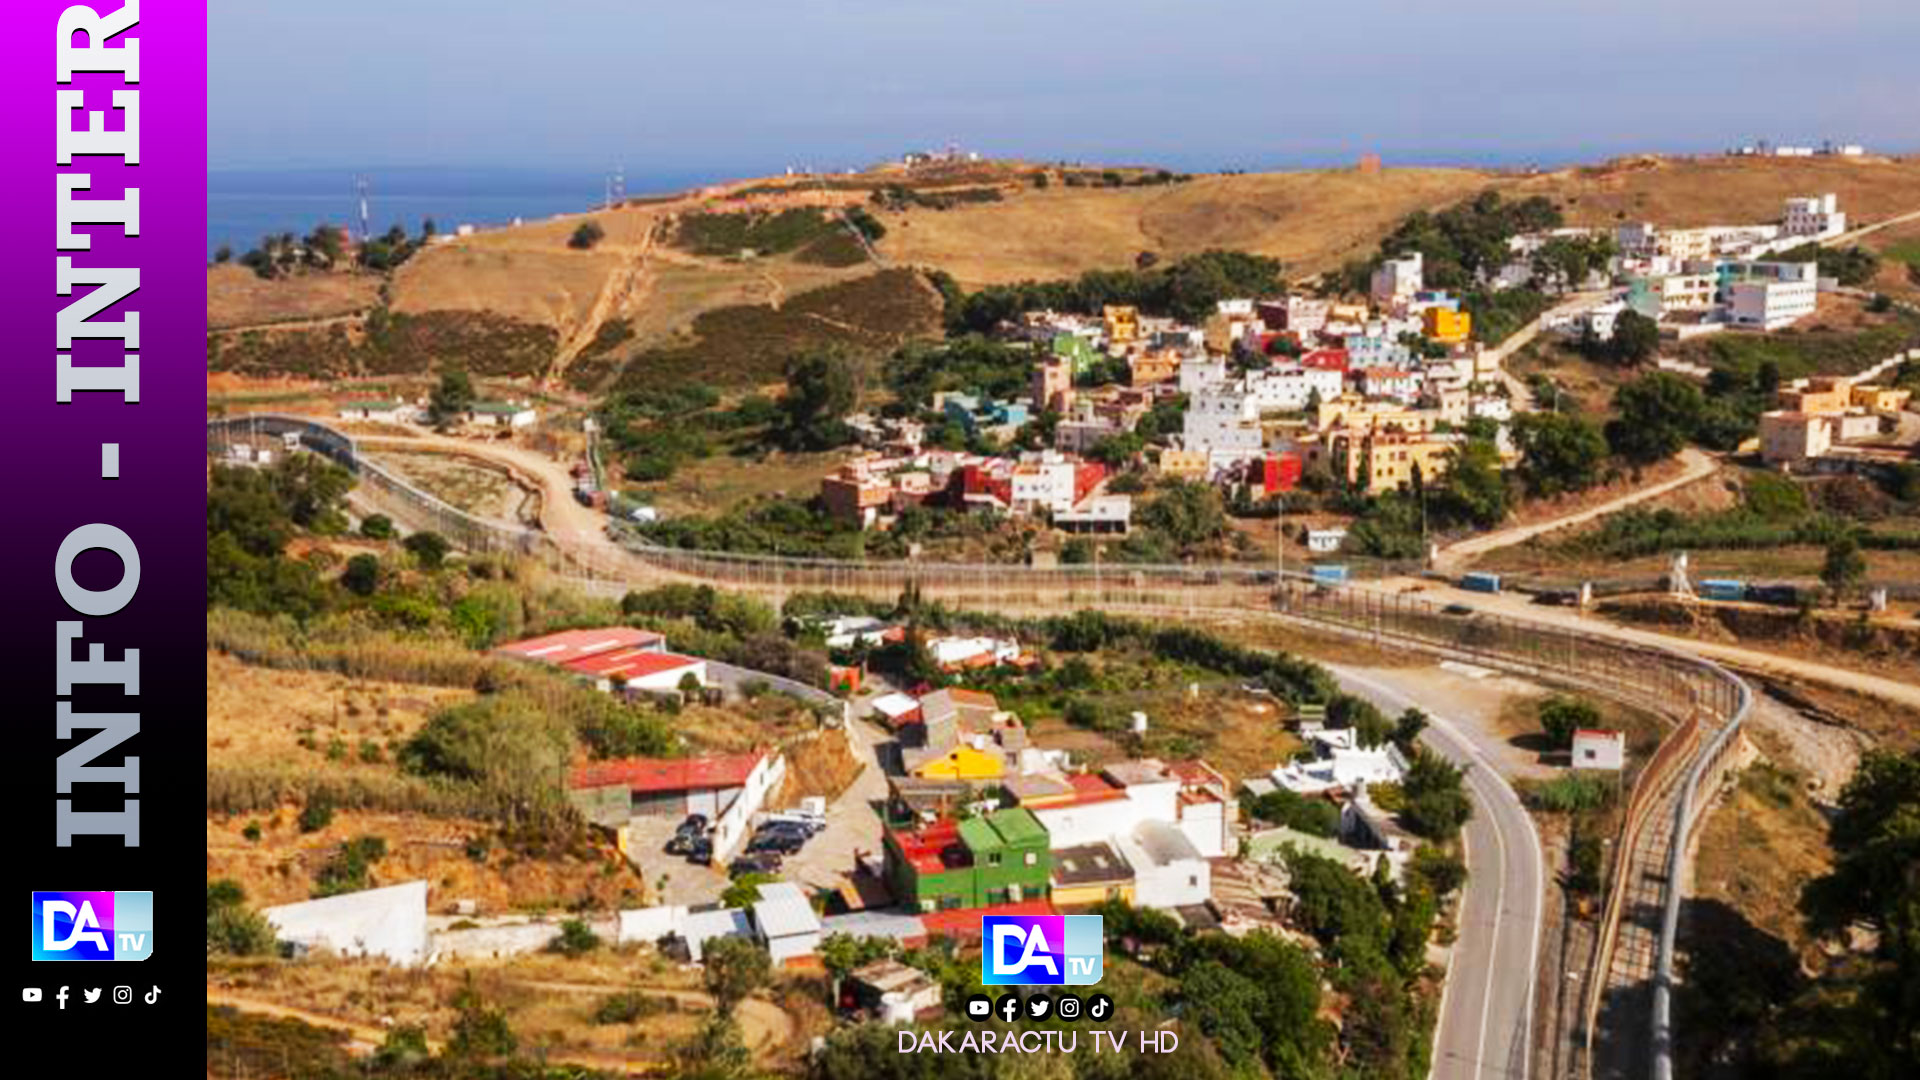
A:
[210,0,1920,178]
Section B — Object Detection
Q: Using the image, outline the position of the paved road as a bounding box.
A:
[1432,447,1719,573]
[1329,666,1544,1080]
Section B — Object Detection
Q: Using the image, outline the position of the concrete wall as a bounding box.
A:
[264,880,429,966]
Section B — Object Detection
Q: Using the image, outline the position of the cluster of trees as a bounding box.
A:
[225,220,436,279]
[1511,411,1612,498]
[206,879,278,957]
[1576,308,1661,366]
[568,220,606,250]
[1776,242,1881,287]
[944,249,1285,332]
[1343,430,1511,558]
[1341,190,1563,293]
[207,456,355,621]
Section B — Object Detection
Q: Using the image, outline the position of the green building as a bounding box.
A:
[1050,333,1100,376]
[883,807,1051,912]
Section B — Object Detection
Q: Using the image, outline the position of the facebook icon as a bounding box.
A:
[981,915,1102,985]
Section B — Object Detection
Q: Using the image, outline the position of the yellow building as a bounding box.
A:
[1850,384,1912,413]
[1103,305,1139,345]
[1049,841,1136,908]
[1315,393,1435,436]
[1778,376,1851,415]
[912,743,1004,781]
[1128,349,1179,386]
[1330,429,1458,494]
[1422,307,1473,344]
[1158,448,1208,478]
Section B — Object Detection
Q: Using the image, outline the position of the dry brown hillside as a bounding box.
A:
[1512,154,1920,229]
[873,166,1502,286]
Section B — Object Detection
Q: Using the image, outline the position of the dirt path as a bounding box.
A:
[1822,204,1920,247]
[507,981,795,1052]
[1433,447,1718,572]
[548,218,663,387]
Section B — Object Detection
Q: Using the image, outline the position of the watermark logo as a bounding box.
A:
[30,892,153,961]
[981,915,1101,985]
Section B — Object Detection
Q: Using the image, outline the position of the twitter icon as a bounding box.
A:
[82,988,102,1004]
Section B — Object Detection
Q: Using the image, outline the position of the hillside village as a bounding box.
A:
[206,151,1920,1080]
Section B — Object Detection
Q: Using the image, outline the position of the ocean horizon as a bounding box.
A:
[206,165,733,258]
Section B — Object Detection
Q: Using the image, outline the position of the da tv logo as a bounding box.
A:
[982,915,1101,985]
[31,892,153,961]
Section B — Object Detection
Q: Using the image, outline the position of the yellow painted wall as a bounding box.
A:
[914,745,1004,781]
[1423,307,1472,343]
[1051,883,1134,908]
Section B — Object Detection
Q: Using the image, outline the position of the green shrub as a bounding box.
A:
[298,798,335,833]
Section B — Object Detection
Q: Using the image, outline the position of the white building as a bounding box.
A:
[1782,193,1845,239]
[1306,527,1347,554]
[1270,725,1408,796]
[466,401,538,428]
[1180,355,1230,394]
[1115,820,1211,909]
[263,880,429,967]
[928,636,1021,669]
[1245,365,1344,411]
[1371,253,1424,307]
[750,881,823,964]
[677,908,755,963]
[1571,730,1626,771]
[1729,262,1818,330]
[1182,386,1266,465]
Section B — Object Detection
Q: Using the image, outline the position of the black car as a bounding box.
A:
[1441,603,1475,617]
[729,852,782,876]
[685,836,714,865]
[677,813,709,837]
[665,833,692,855]
[748,831,805,856]
[758,819,818,839]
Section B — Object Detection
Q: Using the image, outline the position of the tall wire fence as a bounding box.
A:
[210,414,1749,1078]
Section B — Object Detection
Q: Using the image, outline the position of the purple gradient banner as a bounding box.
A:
[4,0,203,1052]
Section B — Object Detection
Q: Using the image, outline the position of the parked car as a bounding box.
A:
[757,819,820,839]
[685,836,713,865]
[729,853,782,876]
[748,831,805,856]
[677,814,709,836]
[1441,603,1474,617]
[665,833,692,855]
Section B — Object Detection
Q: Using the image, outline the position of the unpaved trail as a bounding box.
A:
[1432,447,1720,572]
[548,218,663,387]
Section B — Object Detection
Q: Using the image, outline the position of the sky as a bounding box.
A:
[209,0,1920,179]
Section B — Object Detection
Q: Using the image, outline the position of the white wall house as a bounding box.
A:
[1370,253,1423,307]
[1729,267,1818,330]
[1271,726,1408,796]
[1782,193,1845,239]
[1116,821,1210,909]
[264,880,430,967]
[1182,386,1265,464]
[750,881,823,964]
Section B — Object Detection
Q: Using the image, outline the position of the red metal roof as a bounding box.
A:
[570,751,764,793]
[919,900,1059,940]
[563,649,700,680]
[1300,348,1350,372]
[888,819,970,875]
[497,627,664,666]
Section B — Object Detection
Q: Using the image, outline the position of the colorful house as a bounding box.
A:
[1422,306,1473,345]
[912,743,1005,782]
[883,808,1052,912]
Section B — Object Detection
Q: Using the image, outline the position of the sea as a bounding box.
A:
[206,166,731,259]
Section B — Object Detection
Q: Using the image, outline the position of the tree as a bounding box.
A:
[403,531,451,569]
[701,935,770,1018]
[341,553,380,597]
[1139,479,1230,551]
[721,871,777,910]
[448,973,517,1060]
[213,244,233,264]
[1512,412,1609,496]
[1182,960,1268,1066]
[206,880,279,956]
[569,220,607,250]
[549,918,602,956]
[1606,309,1661,366]
[359,513,395,540]
[1436,438,1509,529]
[429,364,475,426]
[775,350,859,451]
[1608,372,1705,465]
[1400,747,1473,841]
[1797,750,1920,1074]
[1393,707,1429,751]
[1539,695,1601,750]
[1821,534,1868,602]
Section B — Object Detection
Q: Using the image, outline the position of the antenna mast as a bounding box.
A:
[355,175,371,242]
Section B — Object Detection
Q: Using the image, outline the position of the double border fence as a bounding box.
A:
[210,414,1750,1079]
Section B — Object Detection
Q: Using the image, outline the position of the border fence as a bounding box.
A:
[209,414,1750,1079]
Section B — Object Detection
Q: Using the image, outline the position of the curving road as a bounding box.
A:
[1331,666,1544,1080]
